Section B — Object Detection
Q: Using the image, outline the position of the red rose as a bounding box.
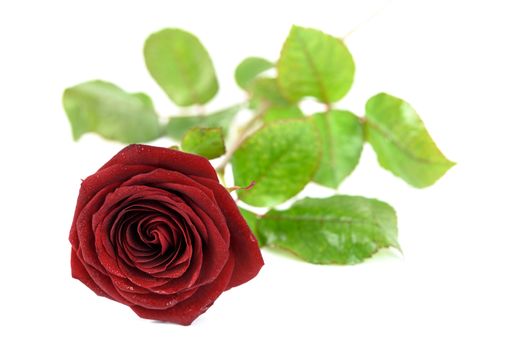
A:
[69,144,263,325]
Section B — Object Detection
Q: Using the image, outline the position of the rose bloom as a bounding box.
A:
[69,144,263,325]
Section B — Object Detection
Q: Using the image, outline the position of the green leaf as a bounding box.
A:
[258,195,399,264]
[62,80,160,143]
[277,26,355,103]
[249,78,293,109]
[232,120,321,207]
[248,78,303,122]
[181,127,225,159]
[166,104,243,140]
[235,57,274,90]
[263,105,304,123]
[312,110,364,188]
[238,207,265,246]
[144,28,218,106]
[365,93,455,188]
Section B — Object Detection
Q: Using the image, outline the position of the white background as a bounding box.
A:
[1,0,523,348]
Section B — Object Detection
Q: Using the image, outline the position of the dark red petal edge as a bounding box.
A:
[99,144,218,181]
[131,255,235,325]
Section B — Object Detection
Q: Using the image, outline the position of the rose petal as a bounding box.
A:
[72,164,154,274]
[115,282,199,310]
[99,144,218,181]
[93,187,195,278]
[94,179,229,292]
[75,186,119,275]
[118,168,230,245]
[71,248,108,298]
[75,250,132,306]
[131,255,235,325]
[70,164,154,245]
[195,177,264,289]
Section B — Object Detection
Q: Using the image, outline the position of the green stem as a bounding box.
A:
[341,3,389,40]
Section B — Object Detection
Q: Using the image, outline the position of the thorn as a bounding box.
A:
[227,181,256,193]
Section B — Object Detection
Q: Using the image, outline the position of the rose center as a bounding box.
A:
[142,222,176,255]
[112,205,191,274]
